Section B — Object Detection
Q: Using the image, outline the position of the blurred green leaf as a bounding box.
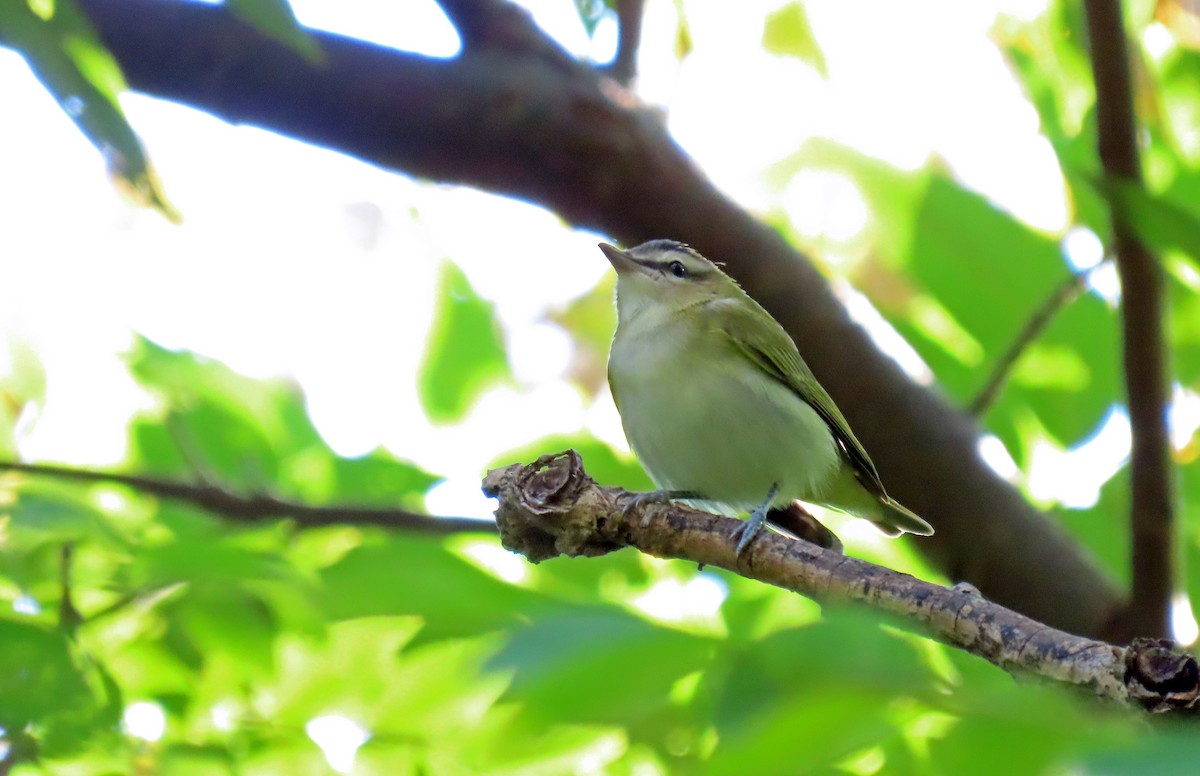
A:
[547,272,615,397]
[0,618,121,756]
[0,338,46,456]
[227,0,324,64]
[673,0,692,61]
[127,337,440,507]
[0,0,179,220]
[1053,464,1130,588]
[491,606,713,725]
[6,484,130,550]
[572,0,615,37]
[1104,176,1200,268]
[419,262,512,423]
[318,536,552,643]
[706,611,937,774]
[762,2,827,77]
[1078,731,1200,776]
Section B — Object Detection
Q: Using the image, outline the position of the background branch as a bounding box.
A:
[969,269,1090,416]
[1084,0,1175,639]
[484,451,1200,713]
[0,460,494,535]
[1,0,1127,638]
[604,0,645,84]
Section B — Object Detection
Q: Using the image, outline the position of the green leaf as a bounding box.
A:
[0,0,179,220]
[127,337,441,507]
[0,338,46,456]
[762,2,827,77]
[0,619,120,756]
[489,607,713,724]
[1103,177,1200,269]
[1052,465,1129,587]
[572,0,615,37]
[546,273,616,397]
[418,262,511,423]
[895,176,1117,449]
[1078,732,1200,776]
[318,536,552,642]
[227,0,323,64]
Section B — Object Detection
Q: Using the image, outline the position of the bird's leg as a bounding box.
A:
[767,502,843,553]
[734,482,780,556]
[623,489,705,520]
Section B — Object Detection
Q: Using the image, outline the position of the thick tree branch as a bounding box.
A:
[484,451,1200,713]
[0,460,493,535]
[1084,0,1175,639]
[969,269,1090,416]
[4,0,1126,638]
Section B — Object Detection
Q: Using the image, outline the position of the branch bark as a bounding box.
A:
[1084,0,1175,640]
[4,0,1127,638]
[484,451,1200,713]
[0,460,493,535]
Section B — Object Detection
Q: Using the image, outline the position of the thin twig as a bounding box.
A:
[484,451,1200,713]
[969,269,1091,416]
[0,461,495,535]
[59,543,82,633]
[1084,0,1175,640]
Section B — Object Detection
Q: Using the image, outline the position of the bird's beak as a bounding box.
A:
[599,243,643,275]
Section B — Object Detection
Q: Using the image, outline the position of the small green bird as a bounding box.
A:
[601,239,933,555]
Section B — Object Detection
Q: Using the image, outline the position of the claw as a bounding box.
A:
[734,482,781,558]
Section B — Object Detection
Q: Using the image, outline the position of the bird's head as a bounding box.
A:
[599,240,741,323]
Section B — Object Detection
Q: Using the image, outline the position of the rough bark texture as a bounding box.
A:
[9,0,1128,637]
[484,451,1200,713]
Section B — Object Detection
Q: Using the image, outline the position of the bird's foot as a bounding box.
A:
[733,483,781,557]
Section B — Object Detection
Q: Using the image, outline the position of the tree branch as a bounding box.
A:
[434,0,573,66]
[969,269,1090,416]
[0,0,1127,638]
[484,451,1200,713]
[603,0,645,84]
[0,460,494,535]
[1084,0,1175,639]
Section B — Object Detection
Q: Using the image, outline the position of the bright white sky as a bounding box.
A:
[0,0,1182,520]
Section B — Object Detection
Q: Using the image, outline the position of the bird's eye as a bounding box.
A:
[668,260,688,278]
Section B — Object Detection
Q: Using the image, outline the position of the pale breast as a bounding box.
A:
[609,312,840,510]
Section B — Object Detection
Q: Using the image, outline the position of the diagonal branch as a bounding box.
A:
[969,269,1091,416]
[0,0,1127,639]
[0,460,494,535]
[484,451,1200,713]
[1084,0,1175,640]
[603,0,646,84]
[434,0,573,65]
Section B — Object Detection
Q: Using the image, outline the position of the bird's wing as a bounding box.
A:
[708,298,889,500]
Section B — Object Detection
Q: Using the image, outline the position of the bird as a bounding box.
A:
[600,239,933,556]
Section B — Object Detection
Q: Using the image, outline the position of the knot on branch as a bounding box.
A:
[1123,638,1200,713]
[482,450,620,562]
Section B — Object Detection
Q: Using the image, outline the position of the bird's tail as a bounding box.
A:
[871,497,934,537]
